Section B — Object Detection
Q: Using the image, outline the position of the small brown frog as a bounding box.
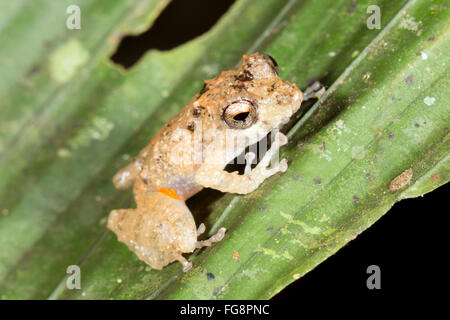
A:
[108,53,304,271]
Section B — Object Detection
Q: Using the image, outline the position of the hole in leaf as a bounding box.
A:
[111,0,236,68]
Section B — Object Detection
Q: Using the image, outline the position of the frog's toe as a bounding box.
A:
[275,131,288,146]
[263,161,287,177]
[255,132,288,170]
[278,158,288,172]
[303,81,325,101]
[197,223,206,236]
[176,255,193,272]
[216,227,226,241]
[244,152,256,175]
[196,227,226,248]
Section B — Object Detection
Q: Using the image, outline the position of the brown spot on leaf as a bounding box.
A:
[27,65,40,76]
[387,130,395,139]
[348,0,357,13]
[405,75,414,85]
[389,168,413,191]
[431,174,440,182]
[314,177,322,185]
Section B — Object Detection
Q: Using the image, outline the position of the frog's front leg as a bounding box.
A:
[195,132,288,194]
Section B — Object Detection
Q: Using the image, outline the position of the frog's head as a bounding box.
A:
[221,53,302,133]
[221,53,302,153]
[191,53,303,164]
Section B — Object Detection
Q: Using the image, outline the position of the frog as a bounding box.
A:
[107,52,306,272]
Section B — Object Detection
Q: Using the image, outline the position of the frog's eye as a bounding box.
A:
[222,100,257,129]
[263,54,279,75]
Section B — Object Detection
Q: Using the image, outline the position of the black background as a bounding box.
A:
[111,0,446,301]
[274,184,446,299]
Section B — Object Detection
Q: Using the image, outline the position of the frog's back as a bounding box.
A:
[138,104,208,199]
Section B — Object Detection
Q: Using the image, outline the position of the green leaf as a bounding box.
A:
[0,0,448,299]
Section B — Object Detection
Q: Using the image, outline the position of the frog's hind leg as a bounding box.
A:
[175,224,226,271]
[107,206,188,271]
[107,191,202,271]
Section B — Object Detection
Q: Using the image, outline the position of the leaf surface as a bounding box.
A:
[0,0,448,299]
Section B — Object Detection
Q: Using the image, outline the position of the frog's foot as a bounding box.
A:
[247,131,288,181]
[197,223,206,236]
[303,81,325,101]
[196,227,226,248]
[171,226,226,272]
[176,255,193,272]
